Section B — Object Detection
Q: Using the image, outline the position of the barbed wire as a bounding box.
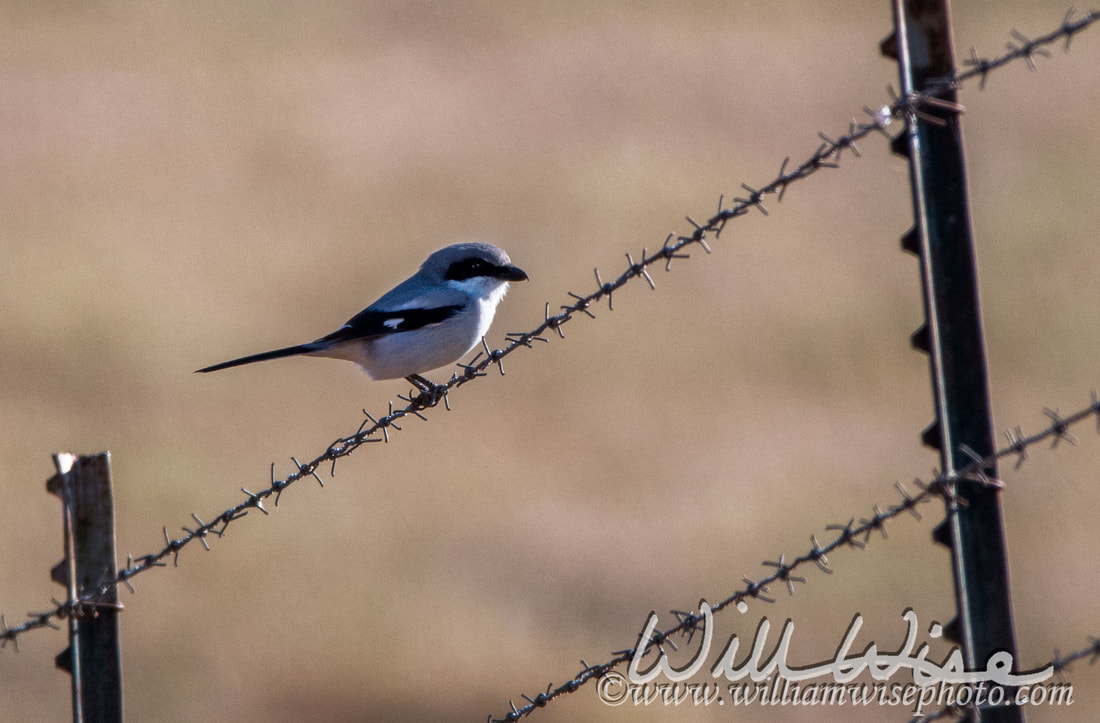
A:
[485,390,1100,722]
[909,636,1100,722]
[484,8,1100,720]
[0,7,1094,692]
[1051,636,1100,675]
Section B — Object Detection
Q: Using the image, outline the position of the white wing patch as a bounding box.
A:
[383,317,404,330]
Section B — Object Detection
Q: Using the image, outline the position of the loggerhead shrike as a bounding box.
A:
[196,242,527,388]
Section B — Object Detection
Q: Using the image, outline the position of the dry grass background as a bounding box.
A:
[1,1,1098,721]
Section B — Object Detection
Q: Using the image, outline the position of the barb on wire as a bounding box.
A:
[1051,635,1100,673]
[960,7,1096,88]
[1,8,1096,655]
[909,634,1100,722]
[487,390,1100,721]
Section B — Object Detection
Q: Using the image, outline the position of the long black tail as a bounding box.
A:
[195,343,315,373]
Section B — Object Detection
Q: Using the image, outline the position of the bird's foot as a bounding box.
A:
[405,374,447,406]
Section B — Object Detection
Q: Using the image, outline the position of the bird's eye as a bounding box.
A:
[445,258,492,281]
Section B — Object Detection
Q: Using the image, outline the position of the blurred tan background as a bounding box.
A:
[2,1,1098,721]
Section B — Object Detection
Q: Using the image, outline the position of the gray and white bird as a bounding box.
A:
[196,242,527,388]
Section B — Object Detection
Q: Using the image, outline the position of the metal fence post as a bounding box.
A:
[884,2,1023,721]
[47,452,124,723]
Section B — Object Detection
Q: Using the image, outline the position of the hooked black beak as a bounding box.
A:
[500,265,529,282]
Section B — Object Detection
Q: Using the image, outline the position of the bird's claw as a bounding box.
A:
[405,374,447,405]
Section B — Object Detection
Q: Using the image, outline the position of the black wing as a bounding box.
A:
[196,304,465,373]
[315,304,464,345]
